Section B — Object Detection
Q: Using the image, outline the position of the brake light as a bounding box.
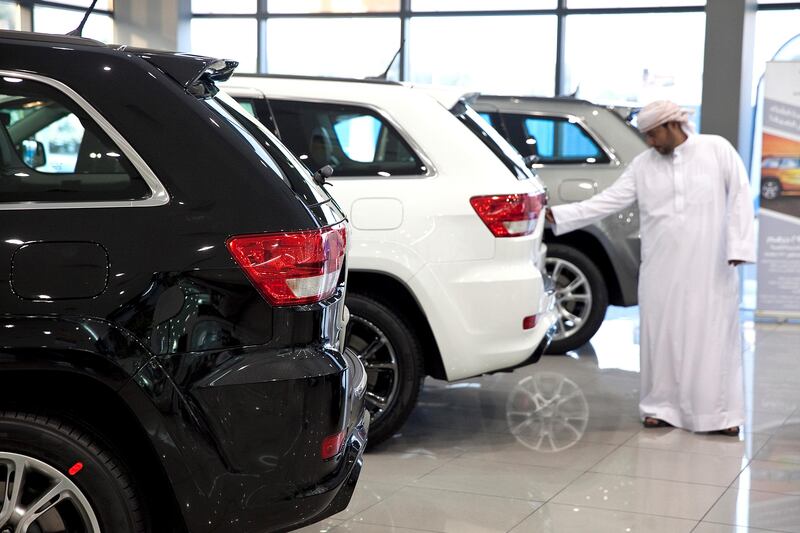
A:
[470,193,545,237]
[227,222,347,306]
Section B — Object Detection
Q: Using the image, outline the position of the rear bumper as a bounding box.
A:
[410,243,557,381]
[488,276,557,373]
[131,341,369,533]
[284,409,369,531]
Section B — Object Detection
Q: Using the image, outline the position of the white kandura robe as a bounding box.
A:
[551,134,756,432]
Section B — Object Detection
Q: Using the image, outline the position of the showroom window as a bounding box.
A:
[268,0,400,13]
[566,0,704,7]
[266,17,401,78]
[564,12,706,115]
[186,0,799,112]
[0,1,20,30]
[30,0,114,43]
[190,17,258,73]
[191,0,255,14]
[0,76,149,203]
[268,99,426,177]
[407,15,558,96]
[752,8,800,99]
[411,0,558,11]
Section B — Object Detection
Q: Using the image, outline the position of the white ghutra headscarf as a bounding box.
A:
[637,100,695,134]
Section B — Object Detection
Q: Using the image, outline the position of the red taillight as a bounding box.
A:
[227,222,347,306]
[321,430,346,460]
[470,193,545,237]
[523,315,537,330]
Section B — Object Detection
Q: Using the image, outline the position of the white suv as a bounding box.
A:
[224,76,556,444]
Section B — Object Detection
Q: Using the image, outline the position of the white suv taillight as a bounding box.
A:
[470,193,546,237]
[227,222,347,306]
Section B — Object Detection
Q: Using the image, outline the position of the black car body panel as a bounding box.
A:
[0,30,365,533]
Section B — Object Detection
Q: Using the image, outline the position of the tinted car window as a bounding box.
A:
[0,76,149,203]
[268,99,426,177]
[511,114,609,165]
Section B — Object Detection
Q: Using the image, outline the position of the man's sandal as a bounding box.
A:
[643,417,673,428]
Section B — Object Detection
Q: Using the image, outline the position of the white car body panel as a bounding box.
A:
[224,76,555,380]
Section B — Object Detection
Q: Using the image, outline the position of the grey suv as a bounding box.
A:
[474,96,647,353]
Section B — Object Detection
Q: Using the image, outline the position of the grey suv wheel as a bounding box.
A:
[544,244,608,353]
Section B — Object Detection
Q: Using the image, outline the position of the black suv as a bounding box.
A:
[0,30,367,533]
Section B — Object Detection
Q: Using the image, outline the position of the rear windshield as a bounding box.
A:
[205,92,334,207]
[451,102,534,181]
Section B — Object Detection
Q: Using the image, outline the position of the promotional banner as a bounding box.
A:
[757,62,800,318]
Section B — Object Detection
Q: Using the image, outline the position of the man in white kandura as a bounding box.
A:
[545,100,756,436]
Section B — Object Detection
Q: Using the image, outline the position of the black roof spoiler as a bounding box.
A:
[115,46,238,98]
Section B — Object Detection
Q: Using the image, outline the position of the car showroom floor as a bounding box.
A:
[297,298,800,533]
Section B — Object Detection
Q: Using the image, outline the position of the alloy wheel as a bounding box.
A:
[346,315,400,424]
[545,257,593,342]
[0,452,101,533]
[506,372,589,452]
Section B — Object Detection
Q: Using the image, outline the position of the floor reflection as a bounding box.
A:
[294,306,800,533]
[507,372,588,453]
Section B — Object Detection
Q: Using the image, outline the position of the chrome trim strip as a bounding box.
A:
[225,88,438,179]
[0,69,170,210]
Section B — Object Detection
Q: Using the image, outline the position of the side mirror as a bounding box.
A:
[21,139,46,168]
[313,164,334,186]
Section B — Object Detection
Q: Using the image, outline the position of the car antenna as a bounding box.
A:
[368,39,404,81]
[66,0,99,37]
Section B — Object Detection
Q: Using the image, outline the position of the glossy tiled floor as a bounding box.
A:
[299,307,800,533]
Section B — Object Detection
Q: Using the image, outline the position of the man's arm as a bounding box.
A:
[548,165,637,236]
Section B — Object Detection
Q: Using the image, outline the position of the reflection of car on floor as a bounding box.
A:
[761,156,800,200]
[224,75,557,446]
[473,95,647,354]
[0,30,367,533]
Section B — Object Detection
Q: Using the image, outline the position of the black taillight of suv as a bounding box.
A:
[0,30,366,533]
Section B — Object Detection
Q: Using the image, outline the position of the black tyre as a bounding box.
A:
[345,293,424,447]
[544,244,609,354]
[0,411,147,533]
[761,178,781,201]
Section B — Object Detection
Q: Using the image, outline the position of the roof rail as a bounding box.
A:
[479,94,596,106]
[233,73,403,86]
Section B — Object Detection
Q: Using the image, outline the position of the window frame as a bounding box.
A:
[0,69,169,210]
[265,95,436,180]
